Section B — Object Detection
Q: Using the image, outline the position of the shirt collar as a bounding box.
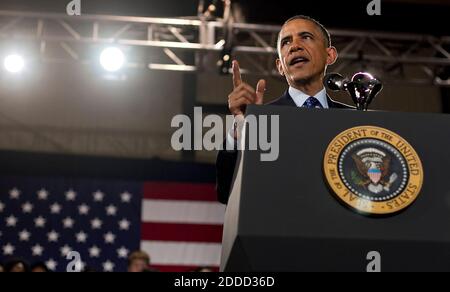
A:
[288,87,329,109]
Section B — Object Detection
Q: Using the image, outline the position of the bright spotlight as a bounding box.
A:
[4,54,25,73]
[100,47,125,72]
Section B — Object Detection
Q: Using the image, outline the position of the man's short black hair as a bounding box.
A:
[277,15,332,50]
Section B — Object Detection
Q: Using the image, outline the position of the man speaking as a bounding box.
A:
[216,15,353,204]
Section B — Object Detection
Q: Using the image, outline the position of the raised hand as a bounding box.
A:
[228,60,266,117]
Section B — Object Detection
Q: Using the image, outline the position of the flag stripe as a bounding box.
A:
[143,182,217,202]
[141,241,222,266]
[141,223,223,243]
[142,199,225,225]
[151,265,219,273]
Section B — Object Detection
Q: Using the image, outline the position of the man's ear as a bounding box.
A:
[276,58,285,76]
[326,46,338,66]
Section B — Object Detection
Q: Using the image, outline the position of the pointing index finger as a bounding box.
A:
[232,60,242,88]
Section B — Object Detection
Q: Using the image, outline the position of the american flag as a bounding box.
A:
[0,177,225,272]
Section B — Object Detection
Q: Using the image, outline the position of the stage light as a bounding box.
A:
[4,54,25,73]
[218,48,233,75]
[99,47,125,72]
[208,4,217,13]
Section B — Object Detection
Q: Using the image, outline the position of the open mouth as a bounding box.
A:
[289,57,310,66]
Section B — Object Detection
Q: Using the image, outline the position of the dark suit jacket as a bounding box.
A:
[215,90,353,204]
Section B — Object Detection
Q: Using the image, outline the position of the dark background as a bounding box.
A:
[0,0,448,34]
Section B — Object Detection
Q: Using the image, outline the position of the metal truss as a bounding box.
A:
[0,10,449,86]
[0,8,448,159]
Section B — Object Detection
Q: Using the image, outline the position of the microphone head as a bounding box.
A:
[324,73,348,91]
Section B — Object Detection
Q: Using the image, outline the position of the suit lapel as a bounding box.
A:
[327,94,337,108]
[327,94,353,109]
[276,91,297,106]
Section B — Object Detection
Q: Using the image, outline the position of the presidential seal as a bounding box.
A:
[323,126,424,215]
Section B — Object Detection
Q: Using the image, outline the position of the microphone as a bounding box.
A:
[324,73,349,91]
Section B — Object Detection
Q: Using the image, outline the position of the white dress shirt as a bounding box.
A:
[289,86,329,109]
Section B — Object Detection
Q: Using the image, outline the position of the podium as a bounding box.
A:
[220,105,450,272]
